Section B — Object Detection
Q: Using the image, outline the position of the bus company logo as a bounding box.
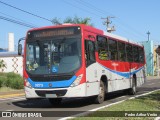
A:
[2,112,11,117]
[49,83,52,87]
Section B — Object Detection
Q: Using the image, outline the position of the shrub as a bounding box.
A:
[6,72,23,89]
[0,59,6,69]
[0,72,23,89]
[0,73,7,87]
[0,78,3,87]
[3,73,12,87]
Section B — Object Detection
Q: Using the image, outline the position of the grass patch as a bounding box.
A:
[0,86,23,92]
[72,91,160,120]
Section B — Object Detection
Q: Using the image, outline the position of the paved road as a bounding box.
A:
[0,77,160,120]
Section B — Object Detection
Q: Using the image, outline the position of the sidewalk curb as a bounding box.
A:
[0,76,159,99]
[0,93,25,99]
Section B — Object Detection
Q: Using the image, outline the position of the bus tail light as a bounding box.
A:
[24,78,32,88]
[71,74,83,87]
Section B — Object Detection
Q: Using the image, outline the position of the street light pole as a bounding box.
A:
[146,31,150,41]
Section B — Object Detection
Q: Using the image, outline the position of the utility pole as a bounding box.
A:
[101,16,116,33]
[146,31,150,41]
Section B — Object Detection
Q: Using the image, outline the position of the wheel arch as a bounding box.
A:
[132,74,137,86]
[100,75,108,93]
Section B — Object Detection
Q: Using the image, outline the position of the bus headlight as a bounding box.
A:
[24,78,32,88]
[71,74,83,87]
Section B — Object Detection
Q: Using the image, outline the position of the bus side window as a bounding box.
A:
[139,47,144,63]
[85,40,96,66]
[126,44,133,62]
[97,36,109,60]
[118,41,126,61]
[133,46,139,62]
[108,39,118,61]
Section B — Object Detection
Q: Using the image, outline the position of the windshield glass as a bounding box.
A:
[26,37,81,75]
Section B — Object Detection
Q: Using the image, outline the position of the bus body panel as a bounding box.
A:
[22,24,146,100]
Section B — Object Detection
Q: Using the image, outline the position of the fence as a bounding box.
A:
[0,52,23,76]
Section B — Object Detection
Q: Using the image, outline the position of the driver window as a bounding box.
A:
[85,40,96,66]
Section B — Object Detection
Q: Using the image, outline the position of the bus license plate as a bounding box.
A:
[46,94,57,98]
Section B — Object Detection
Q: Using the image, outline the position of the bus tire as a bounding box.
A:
[95,80,105,104]
[129,77,136,95]
[48,98,62,105]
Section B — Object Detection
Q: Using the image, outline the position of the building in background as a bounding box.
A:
[0,52,23,75]
[0,48,7,52]
[8,33,15,52]
[0,33,15,52]
[154,45,160,76]
[0,33,23,75]
[142,40,154,76]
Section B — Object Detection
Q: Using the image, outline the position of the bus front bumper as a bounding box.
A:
[25,83,87,98]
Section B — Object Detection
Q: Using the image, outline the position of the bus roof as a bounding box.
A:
[103,31,142,46]
[28,24,142,47]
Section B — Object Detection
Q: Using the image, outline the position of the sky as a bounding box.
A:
[0,0,159,50]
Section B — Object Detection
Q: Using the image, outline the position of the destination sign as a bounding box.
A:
[28,27,81,39]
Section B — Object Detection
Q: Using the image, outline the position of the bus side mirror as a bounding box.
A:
[18,37,25,55]
[18,44,22,55]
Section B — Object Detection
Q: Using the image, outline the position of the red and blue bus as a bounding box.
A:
[18,24,146,104]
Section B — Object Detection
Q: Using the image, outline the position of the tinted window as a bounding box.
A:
[126,44,133,62]
[118,42,126,61]
[85,40,95,63]
[139,47,145,63]
[97,36,109,60]
[108,39,118,60]
[133,46,139,62]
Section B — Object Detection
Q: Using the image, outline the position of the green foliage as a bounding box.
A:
[52,16,93,26]
[51,17,61,25]
[0,59,6,69]
[0,76,7,87]
[0,72,23,89]
[0,73,7,87]
[6,72,23,89]
[0,78,3,87]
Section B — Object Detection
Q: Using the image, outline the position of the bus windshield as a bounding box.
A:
[26,37,81,75]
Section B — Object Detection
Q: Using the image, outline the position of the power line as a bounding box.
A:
[76,0,114,16]
[76,0,147,40]
[0,0,52,23]
[63,0,101,17]
[0,15,37,28]
[0,11,38,28]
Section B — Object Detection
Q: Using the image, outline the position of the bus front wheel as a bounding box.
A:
[95,80,105,104]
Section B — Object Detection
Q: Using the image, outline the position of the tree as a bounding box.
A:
[0,59,6,70]
[52,16,93,26]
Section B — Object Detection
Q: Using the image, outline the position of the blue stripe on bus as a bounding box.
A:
[99,64,143,78]
[28,75,77,88]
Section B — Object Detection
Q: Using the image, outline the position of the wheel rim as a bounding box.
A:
[132,78,136,93]
[99,82,104,101]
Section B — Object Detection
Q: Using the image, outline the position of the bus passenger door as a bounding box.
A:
[85,40,99,96]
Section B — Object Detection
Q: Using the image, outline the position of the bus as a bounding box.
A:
[18,24,146,104]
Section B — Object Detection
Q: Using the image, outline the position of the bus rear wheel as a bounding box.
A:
[95,80,105,104]
[129,77,136,95]
[48,98,62,105]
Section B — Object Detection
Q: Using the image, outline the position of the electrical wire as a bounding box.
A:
[73,0,147,40]
[0,11,38,28]
[63,0,101,17]
[0,0,52,23]
[0,15,37,28]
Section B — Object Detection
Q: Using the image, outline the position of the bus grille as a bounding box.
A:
[29,75,72,82]
[35,90,67,97]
